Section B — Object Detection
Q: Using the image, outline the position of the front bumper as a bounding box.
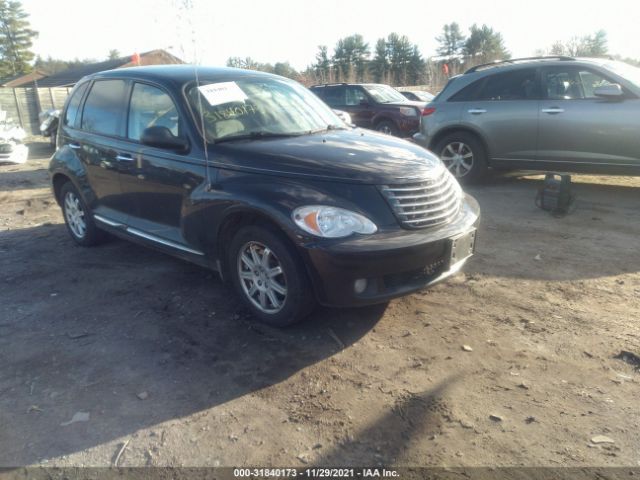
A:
[300,194,480,307]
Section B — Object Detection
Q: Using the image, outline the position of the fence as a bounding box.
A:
[0,87,71,136]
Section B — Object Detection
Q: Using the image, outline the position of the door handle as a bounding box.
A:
[69,143,81,149]
[116,154,134,162]
[541,108,564,114]
[468,109,487,114]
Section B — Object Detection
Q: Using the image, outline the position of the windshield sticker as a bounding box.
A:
[197,82,248,106]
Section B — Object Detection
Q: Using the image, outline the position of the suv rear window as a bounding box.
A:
[81,79,128,136]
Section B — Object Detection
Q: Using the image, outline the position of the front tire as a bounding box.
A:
[228,225,315,326]
[435,132,488,183]
[60,182,104,246]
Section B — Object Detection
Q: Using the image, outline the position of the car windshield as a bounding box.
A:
[187,77,344,142]
[414,91,434,101]
[603,60,640,89]
[363,84,408,103]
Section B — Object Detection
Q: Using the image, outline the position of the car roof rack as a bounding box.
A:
[464,56,575,74]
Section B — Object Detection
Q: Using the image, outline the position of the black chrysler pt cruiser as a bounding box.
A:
[49,65,480,326]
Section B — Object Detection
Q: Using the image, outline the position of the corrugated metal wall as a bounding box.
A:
[0,87,71,135]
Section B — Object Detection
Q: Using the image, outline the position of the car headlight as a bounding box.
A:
[293,205,377,238]
[399,107,418,117]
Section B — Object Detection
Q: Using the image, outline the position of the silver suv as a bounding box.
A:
[414,56,640,182]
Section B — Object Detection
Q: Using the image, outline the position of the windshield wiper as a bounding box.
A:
[307,124,347,134]
[214,131,301,144]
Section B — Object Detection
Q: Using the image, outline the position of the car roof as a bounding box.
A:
[83,65,281,88]
[433,56,615,102]
[463,56,608,75]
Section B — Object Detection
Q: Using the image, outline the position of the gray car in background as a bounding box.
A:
[413,56,640,182]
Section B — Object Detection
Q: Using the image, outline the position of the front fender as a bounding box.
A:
[182,168,395,263]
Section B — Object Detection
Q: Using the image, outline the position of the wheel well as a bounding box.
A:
[216,210,292,270]
[430,127,490,160]
[374,117,395,127]
[52,173,71,205]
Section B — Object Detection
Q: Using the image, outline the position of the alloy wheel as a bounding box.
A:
[64,191,86,239]
[237,241,288,314]
[377,124,393,134]
[440,142,474,178]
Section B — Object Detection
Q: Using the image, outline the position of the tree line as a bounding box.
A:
[228,24,624,88]
[0,0,637,88]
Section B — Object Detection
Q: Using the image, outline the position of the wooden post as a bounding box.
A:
[12,88,24,129]
[49,88,55,109]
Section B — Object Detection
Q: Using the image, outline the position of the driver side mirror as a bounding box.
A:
[594,83,624,99]
[141,126,189,151]
[359,99,370,107]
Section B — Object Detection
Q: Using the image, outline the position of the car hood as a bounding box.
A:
[211,128,443,184]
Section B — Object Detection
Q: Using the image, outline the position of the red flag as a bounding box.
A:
[131,52,141,65]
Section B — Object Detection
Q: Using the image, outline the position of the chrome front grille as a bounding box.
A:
[380,168,461,229]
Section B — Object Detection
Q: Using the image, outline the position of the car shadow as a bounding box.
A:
[312,375,461,465]
[0,223,387,465]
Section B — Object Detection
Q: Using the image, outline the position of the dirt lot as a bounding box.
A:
[1,142,639,468]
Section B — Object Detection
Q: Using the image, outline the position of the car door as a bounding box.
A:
[345,86,375,128]
[75,78,132,223]
[459,68,540,164]
[118,81,200,244]
[538,65,640,168]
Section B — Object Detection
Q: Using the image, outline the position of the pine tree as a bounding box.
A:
[0,1,37,77]
[436,23,466,57]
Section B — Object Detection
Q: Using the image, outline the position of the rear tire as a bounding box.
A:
[435,132,488,183]
[375,120,399,136]
[60,182,105,247]
[228,225,316,327]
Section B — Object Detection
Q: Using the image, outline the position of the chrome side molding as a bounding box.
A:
[93,215,204,256]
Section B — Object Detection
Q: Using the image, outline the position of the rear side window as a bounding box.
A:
[477,69,538,101]
[81,80,128,136]
[310,87,324,99]
[322,86,345,107]
[448,78,484,102]
[128,83,179,141]
[63,82,89,128]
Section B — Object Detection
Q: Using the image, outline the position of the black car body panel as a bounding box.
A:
[50,66,480,309]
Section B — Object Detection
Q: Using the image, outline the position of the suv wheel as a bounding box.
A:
[375,120,398,136]
[228,225,315,326]
[435,132,487,183]
[60,182,104,246]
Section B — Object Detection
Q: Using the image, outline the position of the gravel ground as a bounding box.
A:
[0,142,639,468]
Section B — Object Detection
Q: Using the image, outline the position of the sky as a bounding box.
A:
[21,0,640,70]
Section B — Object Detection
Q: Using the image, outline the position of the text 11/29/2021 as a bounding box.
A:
[233,468,400,478]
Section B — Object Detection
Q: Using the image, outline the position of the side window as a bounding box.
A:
[128,83,179,141]
[322,86,345,107]
[310,87,324,100]
[63,82,89,128]
[345,86,367,106]
[448,79,484,102]
[81,80,128,136]
[544,69,582,100]
[477,69,538,101]
[578,70,615,98]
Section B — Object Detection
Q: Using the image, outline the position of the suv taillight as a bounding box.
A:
[421,107,436,116]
